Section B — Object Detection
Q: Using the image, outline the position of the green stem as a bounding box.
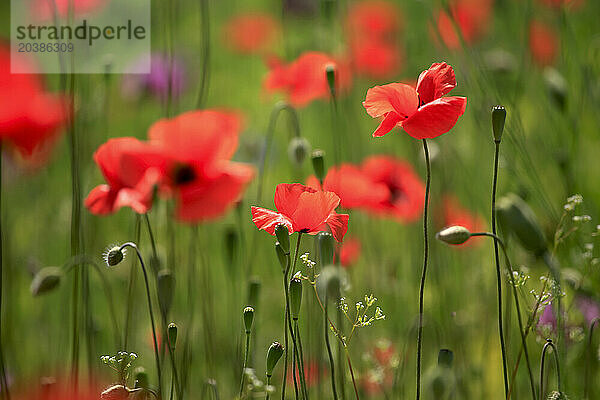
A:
[0,147,9,400]
[294,321,309,399]
[266,376,272,400]
[167,343,181,400]
[584,318,600,399]
[324,300,339,400]
[195,0,210,109]
[416,139,431,400]
[539,339,561,400]
[344,349,360,400]
[124,216,141,350]
[239,332,251,398]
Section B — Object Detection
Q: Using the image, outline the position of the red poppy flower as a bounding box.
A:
[362,62,467,139]
[222,12,279,54]
[440,194,485,246]
[148,110,255,223]
[361,156,424,222]
[306,164,389,210]
[529,21,559,66]
[251,183,349,242]
[435,0,492,50]
[0,45,67,159]
[85,137,163,215]
[264,52,352,107]
[338,237,362,267]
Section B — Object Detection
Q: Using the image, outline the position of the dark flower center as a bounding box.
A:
[389,185,405,204]
[171,163,196,185]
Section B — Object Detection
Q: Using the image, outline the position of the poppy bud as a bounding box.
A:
[436,226,472,245]
[325,63,336,97]
[243,306,255,334]
[149,254,162,276]
[316,232,335,266]
[288,137,311,167]
[317,265,346,302]
[275,224,290,254]
[157,269,175,317]
[491,105,506,143]
[266,341,284,377]
[101,384,129,400]
[105,246,125,267]
[438,349,454,368]
[134,367,149,389]
[311,149,326,184]
[496,193,547,256]
[289,275,302,320]
[275,242,288,270]
[543,67,567,113]
[247,277,261,308]
[30,267,62,296]
[167,323,178,351]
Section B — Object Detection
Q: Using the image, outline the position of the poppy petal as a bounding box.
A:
[251,206,294,235]
[274,183,317,217]
[416,62,457,104]
[363,83,418,118]
[84,185,117,215]
[401,96,466,139]
[291,190,340,233]
[324,212,349,242]
[373,112,402,137]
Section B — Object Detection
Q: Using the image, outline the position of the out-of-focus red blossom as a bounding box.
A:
[251,183,349,242]
[0,45,67,160]
[338,237,362,267]
[223,13,279,54]
[441,194,485,231]
[529,21,559,66]
[373,341,396,366]
[435,0,493,50]
[306,164,389,210]
[362,156,424,223]
[14,380,99,400]
[345,1,403,78]
[363,62,466,139]
[362,341,397,395]
[286,360,325,388]
[85,138,163,216]
[33,0,106,20]
[147,110,255,223]
[264,52,352,107]
[537,0,584,9]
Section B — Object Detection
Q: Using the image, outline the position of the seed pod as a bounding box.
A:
[243,306,255,334]
[157,269,175,317]
[496,193,547,256]
[288,137,311,167]
[266,342,284,377]
[316,232,335,266]
[30,267,62,296]
[435,226,471,246]
[167,323,178,351]
[275,224,290,254]
[325,63,336,96]
[491,105,506,143]
[275,242,288,270]
[105,246,125,267]
[289,276,303,320]
[101,384,129,400]
[311,149,326,184]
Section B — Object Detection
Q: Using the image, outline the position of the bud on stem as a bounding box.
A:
[289,276,302,320]
[266,342,284,377]
[243,306,255,334]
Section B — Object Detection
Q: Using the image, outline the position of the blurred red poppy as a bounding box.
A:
[251,183,349,241]
[85,138,163,215]
[346,1,403,78]
[286,360,325,388]
[306,164,389,210]
[435,0,492,50]
[33,0,106,20]
[338,237,362,267]
[0,45,67,160]
[362,62,466,139]
[362,156,424,222]
[264,52,352,107]
[223,12,279,54]
[529,20,559,66]
[14,379,99,400]
[148,110,255,223]
[441,194,485,242]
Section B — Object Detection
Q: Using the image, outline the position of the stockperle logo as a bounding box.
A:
[11,0,151,74]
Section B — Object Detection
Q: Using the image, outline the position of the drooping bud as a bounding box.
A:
[101,384,129,400]
[105,246,125,267]
[288,137,311,167]
[491,105,506,143]
[275,242,288,271]
[316,232,335,266]
[325,63,336,97]
[435,226,472,245]
[243,306,255,334]
[157,269,175,317]
[311,149,326,184]
[30,267,62,296]
[266,342,284,377]
[289,275,303,320]
[167,323,178,351]
[134,367,149,389]
[438,349,454,368]
[496,193,547,255]
[275,224,290,254]
[543,67,567,113]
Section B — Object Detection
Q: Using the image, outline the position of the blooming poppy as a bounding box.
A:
[0,45,67,159]
[435,0,492,50]
[264,52,352,107]
[529,21,559,66]
[338,237,362,267]
[222,12,279,54]
[85,137,163,215]
[147,110,255,223]
[251,183,349,241]
[362,62,467,139]
[306,164,389,210]
[361,156,424,222]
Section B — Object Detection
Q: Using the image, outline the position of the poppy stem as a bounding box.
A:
[282,249,291,400]
[294,321,309,399]
[0,147,9,400]
[239,330,251,398]
[344,348,360,400]
[124,216,142,350]
[539,339,561,400]
[584,318,600,399]
[415,138,431,400]
[324,299,339,400]
[195,0,210,109]
[118,243,162,400]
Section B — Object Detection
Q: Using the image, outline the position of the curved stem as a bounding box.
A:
[584,318,600,399]
[124,216,141,350]
[119,243,162,400]
[539,339,561,400]
[195,0,210,109]
[416,139,431,400]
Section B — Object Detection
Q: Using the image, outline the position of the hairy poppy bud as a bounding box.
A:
[243,306,255,334]
[544,67,567,113]
[289,275,303,320]
[438,349,454,368]
[266,342,284,377]
[275,224,290,254]
[157,269,175,317]
[491,105,506,143]
[325,63,336,96]
[105,246,125,267]
[316,232,335,266]
[30,267,62,296]
[275,242,288,270]
[247,277,261,308]
[288,137,311,167]
[436,226,472,245]
[496,193,547,256]
[101,384,129,400]
[311,149,326,183]
[167,323,178,351]
[134,367,149,389]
